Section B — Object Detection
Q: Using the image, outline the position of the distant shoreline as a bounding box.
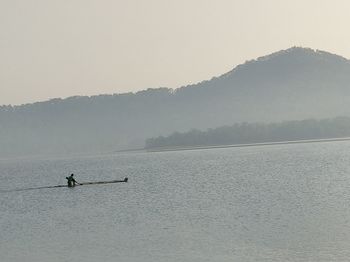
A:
[2,137,350,161]
[144,136,350,153]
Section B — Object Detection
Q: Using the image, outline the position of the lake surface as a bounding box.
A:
[2,141,350,261]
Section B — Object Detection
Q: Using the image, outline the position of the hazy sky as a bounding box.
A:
[1,0,350,105]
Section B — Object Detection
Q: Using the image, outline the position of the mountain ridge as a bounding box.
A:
[3,46,348,108]
[2,47,350,157]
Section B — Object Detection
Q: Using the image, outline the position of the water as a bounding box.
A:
[2,141,350,261]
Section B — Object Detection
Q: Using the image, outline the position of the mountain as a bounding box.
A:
[2,47,350,157]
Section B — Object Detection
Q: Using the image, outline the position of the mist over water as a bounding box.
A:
[2,141,350,261]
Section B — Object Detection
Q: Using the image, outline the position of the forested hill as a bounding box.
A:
[2,47,350,157]
[145,117,350,149]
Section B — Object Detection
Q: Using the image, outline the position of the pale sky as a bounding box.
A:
[1,0,350,105]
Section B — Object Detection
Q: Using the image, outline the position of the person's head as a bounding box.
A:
[71,174,74,176]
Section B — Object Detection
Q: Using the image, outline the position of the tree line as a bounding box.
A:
[145,117,350,149]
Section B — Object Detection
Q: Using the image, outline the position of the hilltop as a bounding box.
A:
[2,47,350,157]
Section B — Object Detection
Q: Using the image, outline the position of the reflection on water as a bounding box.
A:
[1,141,350,261]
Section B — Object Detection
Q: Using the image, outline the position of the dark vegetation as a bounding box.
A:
[145,117,350,149]
[2,47,350,157]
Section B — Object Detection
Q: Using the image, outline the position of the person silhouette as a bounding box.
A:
[66,174,79,187]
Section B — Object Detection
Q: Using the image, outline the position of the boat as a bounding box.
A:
[77,177,128,186]
[1,177,128,193]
